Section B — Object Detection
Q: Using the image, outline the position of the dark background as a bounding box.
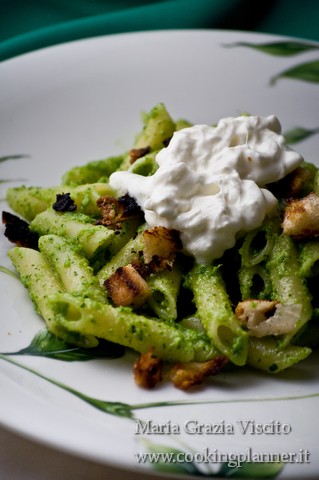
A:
[1,0,319,61]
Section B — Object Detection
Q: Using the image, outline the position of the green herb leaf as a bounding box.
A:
[270,60,319,85]
[224,41,319,56]
[284,126,319,144]
[3,328,125,361]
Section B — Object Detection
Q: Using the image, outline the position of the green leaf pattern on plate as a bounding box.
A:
[138,439,284,477]
[0,265,19,279]
[1,352,319,417]
[0,155,29,163]
[139,439,202,475]
[0,353,135,418]
[270,60,319,85]
[1,349,319,476]
[0,328,125,361]
[0,155,29,185]
[283,126,319,145]
[224,40,319,85]
[224,41,319,57]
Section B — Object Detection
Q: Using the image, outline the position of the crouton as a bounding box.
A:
[169,356,228,390]
[133,349,163,389]
[143,226,182,264]
[282,192,319,238]
[235,300,300,337]
[104,263,151,308]
[129,146,150,164]
[96,194,142,229]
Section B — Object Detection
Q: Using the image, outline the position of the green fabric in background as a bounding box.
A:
[1,0,319,61]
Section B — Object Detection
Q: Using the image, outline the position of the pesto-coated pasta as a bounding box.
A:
[3,103,318,389]
[239,264,272,300]
[49,292,216,363]
[62,155,124,186]
[119,103,176,171]
[267,233,313,347]
[7,183,114,221]
[97,225,146,282]
[129,151,159,176]
[38,234,107,303]
[185,264,249,366]
[247,337,311,373]
[299,240,319,278]
[8,246,98,348]
[239,219,279,267]
[147,264,182,321]
[30,209,115,258]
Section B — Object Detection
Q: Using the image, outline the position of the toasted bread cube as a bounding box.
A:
[169,356,228,390]
[282,192,319,238]
[133,349,163,389]
[235,300,300,337]
[104,264,151,308]
[143,226,181,264]
[96,194,141,228]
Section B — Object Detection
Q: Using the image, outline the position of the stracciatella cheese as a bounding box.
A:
[109,115,302,264]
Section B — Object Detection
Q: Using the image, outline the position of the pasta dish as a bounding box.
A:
[2,103,319,390]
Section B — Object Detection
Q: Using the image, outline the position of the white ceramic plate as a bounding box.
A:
[1,30,319,479]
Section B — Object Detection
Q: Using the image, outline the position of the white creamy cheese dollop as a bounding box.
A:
[109,115,302,264]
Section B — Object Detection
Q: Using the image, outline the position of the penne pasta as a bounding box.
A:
[185,264,249,366]
[8,246,98,348]
[247,337,311,373]
[239,264,272,300]
[3,103,319,389]
[147,263,182,321]
[38,234,107,303]
[266,233,313,347]
[7,183,114,221]
[48,292,217,363]
[30,209,115,259]
[239,218,279,267]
